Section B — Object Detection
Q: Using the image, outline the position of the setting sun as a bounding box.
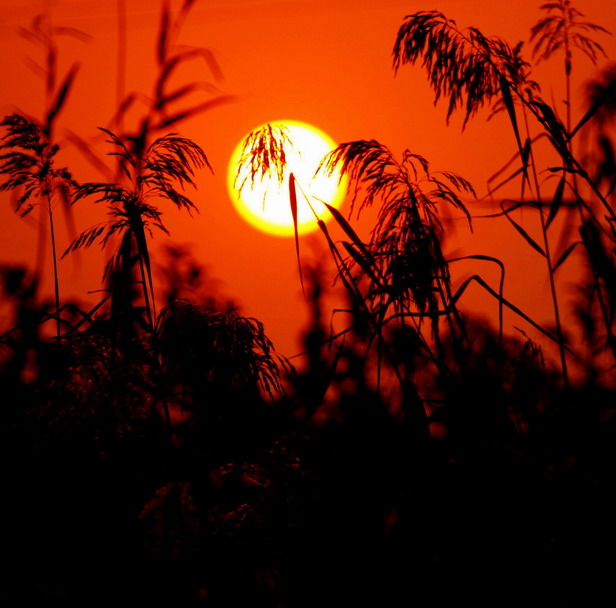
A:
[227,120,345,237]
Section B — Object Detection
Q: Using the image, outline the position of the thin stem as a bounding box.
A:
[46,189,61,338]
[326,232,431,437]
[522,108,569,386]
[570,157,616,225]
[564,4,572,136]
[116,0,126,133]
[137,252,154,331]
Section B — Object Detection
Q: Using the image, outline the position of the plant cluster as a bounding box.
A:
[1,1,615,605]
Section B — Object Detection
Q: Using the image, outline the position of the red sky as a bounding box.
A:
[1,0,615,359]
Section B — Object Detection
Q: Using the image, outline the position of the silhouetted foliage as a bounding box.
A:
[156,300,287,405]
[322,140,473,316]
[393,10,537,127]
[2,1,616,606]
[0,114,76,336]
[0,114,71,216]
[235,123,293,193]
[66,131,207,265]
[530,0,609,72]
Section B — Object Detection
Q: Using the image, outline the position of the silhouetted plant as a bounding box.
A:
[0,13,87,338]
[36,322,154,454]
[155,300,287,408]
[316,140,477,427]
[234,123,312,290]
[393,10,537,128]
[235,123,293,193]
[64,130,208,331]
[530,0,609,131]
[321,140,473,318]
[0,114,76,337]
[59,0,232,335]
[392,4,615,385]
[576,219,616,364]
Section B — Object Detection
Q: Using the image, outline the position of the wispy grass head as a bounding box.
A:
[234,123,293,194]
[392,11,535,126]
[65,128,209,259]
[0,114,74,216]
[530,0,610,73]
[321,140,474,315]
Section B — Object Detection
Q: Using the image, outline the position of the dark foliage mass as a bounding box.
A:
[1,1,616,606]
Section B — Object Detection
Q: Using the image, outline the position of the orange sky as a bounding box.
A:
[1,0,615,360]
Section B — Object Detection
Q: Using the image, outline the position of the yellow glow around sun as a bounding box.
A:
[227,120,345,237]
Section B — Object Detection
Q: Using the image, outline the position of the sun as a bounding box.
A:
[227,120,346,237]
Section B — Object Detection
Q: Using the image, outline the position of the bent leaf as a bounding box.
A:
[553,241,580,272]
[501,200,546,256]
[545,175,567,229]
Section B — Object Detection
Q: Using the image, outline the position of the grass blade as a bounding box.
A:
[44,62,79,136]
[501,200,546,256]
[154,95,236,130]
[553,241,579,272]
[449,254,505,341]
[500,76,527,177]
[452,274,570,350]
[289,173,304,295]
[157,0,170,65]
[545,175,566,229]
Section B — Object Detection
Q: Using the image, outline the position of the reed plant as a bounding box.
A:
[388,3,615,385]
[282,1,615,420]
[1,1,615,605]
[0,14,85,337]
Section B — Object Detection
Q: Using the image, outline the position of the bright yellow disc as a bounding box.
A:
[227,120,345,237]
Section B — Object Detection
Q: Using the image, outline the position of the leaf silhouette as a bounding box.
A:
[545,174,567,229]
[157,0,171,65]
[501,200,546,256]
[553,240,580,272]
[44,62,79,136]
